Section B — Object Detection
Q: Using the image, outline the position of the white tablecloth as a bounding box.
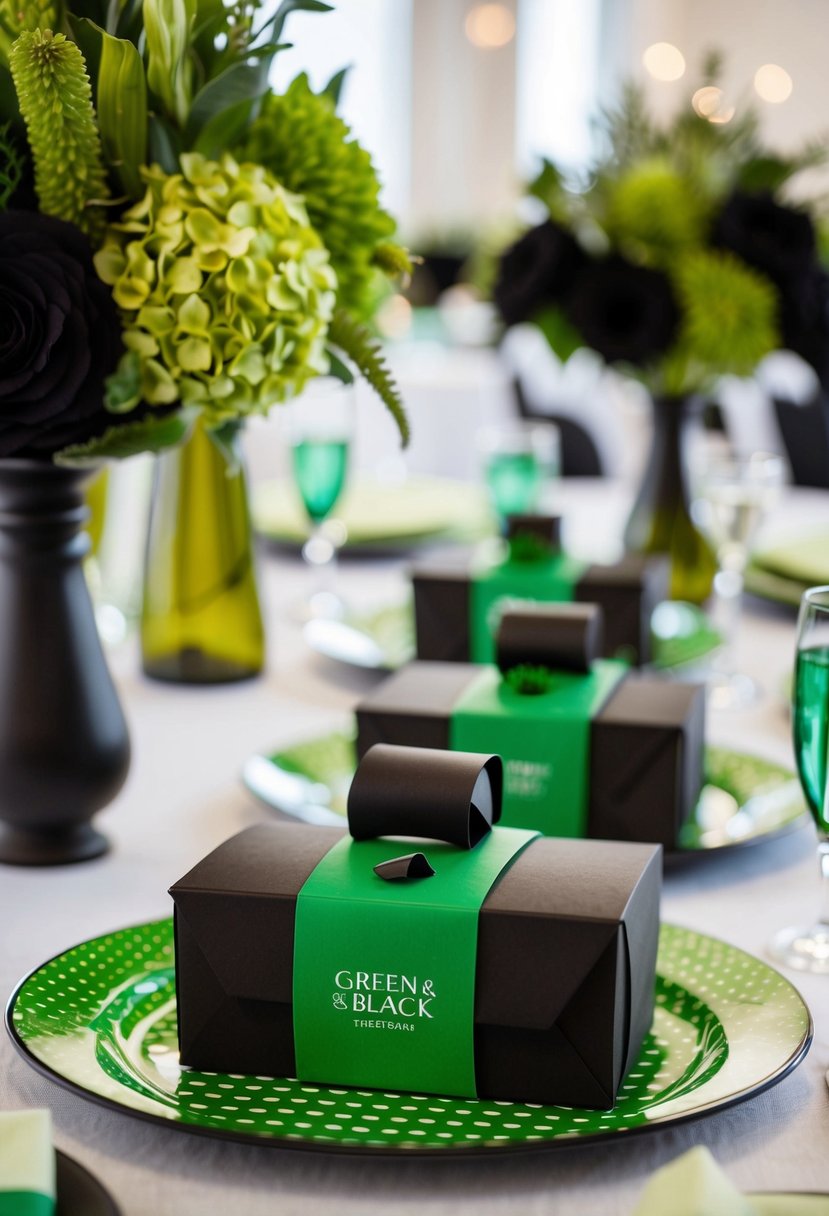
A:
[2,482,829,1215]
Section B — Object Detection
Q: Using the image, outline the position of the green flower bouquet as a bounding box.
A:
[494,59,828,600]
[0,0,410,460]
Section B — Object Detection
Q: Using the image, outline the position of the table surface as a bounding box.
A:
[3,479,829,1216]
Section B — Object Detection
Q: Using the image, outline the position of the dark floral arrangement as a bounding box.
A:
[0,0,410,460]
[494,58,829,397]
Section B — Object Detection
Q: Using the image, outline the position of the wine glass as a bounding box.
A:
[693,452,784,708]
[769,586,829,973]
[478,422,560,523]
[289,377,353,620]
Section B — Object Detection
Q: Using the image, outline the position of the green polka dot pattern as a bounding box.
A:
[7,920,810,1154]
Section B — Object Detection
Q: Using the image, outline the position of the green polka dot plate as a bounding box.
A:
[6,920,811,1156]
[242,730,809,860]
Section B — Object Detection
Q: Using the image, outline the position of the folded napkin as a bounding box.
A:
[0,1110,55,1215]
[752,533,829,585]
[633,1147,829,1216]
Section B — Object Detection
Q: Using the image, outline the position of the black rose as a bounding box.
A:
[713,191,816,287]
[0,211,123,458]
[565,255,679,366]
[494,220,586,326]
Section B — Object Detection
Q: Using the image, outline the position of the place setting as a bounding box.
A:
[1,3,829,1214]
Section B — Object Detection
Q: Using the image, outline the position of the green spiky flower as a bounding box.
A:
[94,152,337,422]
[239,73,400,316]
[9,29,109,242]
[603,160,709,264]
[0,0,59,60]
[672,250,778,377]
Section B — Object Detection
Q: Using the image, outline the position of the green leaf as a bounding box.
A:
[80,19,147,198]
[190,0,227,78]
[328,309,409,446]
[184,57,270,144]
[143,0,196,127]
[322,65,348,108]
[148,113,181,173]
[532,305,583,363]
[205,419,242,474]
[113,0,145,44]
[0,65,20,123]
[268,0,331,44]
[192,95,253,158]
[325,347,354,385]
[55,408,198,465]
[738,155,801,193]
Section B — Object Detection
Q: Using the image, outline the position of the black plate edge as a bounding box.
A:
[56,1150,121,1216]
[3,922,814,1160]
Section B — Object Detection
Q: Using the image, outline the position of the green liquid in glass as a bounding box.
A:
[794,644,829,832]
[293,439,348,523]
[486,451,541,517]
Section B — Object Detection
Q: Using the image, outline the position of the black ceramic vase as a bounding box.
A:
[0,460,130,865]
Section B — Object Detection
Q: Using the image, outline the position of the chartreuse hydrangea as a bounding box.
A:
[604,160,709,265]
[672,250,778,377]
[239,73,403,316]
[94,152,337,422]
[9,30,110,242]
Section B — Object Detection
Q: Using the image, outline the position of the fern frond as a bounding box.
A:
[327,308,409,446]
[10,30,110,242]
[0,121,25,210]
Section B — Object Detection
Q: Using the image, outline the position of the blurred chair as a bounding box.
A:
[717,354,829,488]
[498,325,627,477]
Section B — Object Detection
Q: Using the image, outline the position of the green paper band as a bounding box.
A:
[0,1193,54,1215]
[449,661,628,836]
[292,827,538,1098]
[469,553,587,663]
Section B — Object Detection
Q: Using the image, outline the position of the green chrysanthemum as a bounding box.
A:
[673,250,778,376]
[604,160,709,264]
[94,152,337,422]
[9,29,109,242]
[239,73,398,316]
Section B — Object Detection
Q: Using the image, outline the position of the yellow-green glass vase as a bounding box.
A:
[141,422,265,683]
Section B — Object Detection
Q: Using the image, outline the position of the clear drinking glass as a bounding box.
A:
[769,586,829,973]
[694,452,784,708]
[289,377,353,620]
[478,422,560,522]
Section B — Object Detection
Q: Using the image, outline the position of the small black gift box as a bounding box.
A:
[170,745,661,1109]
[357,605,705,848]
[413,514,668,667]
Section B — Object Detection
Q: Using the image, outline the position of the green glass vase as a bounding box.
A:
[624,395,716,605]
[141,422,265,683]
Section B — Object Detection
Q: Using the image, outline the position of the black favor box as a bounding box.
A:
[170,821,661,1109]
[412,550,668,666]
[356,663,705,848]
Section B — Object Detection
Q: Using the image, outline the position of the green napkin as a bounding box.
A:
[752,533,829,585]
[634,1148,829,1216]
[0,1110,55,1214]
